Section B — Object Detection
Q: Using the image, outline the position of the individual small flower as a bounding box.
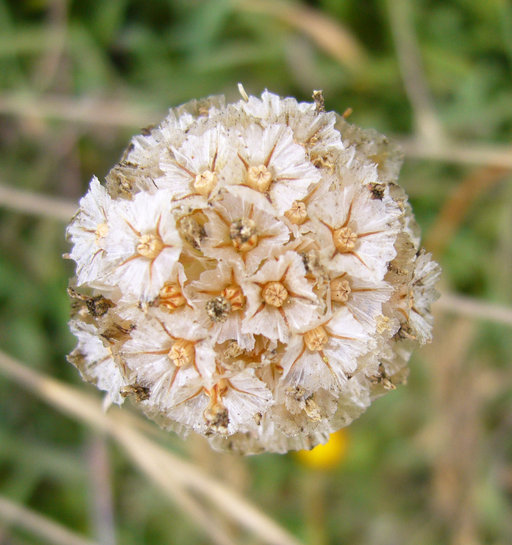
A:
[68,318,129,405]
[120,309,216,407]
[158,126,234,203]
[328,273,393,332]
[238,90,345,157]
[203,368,273,435]
[202,188,289,274]
[408,250,442,343]
[234,123,321,215]
[188,262,254,349]
[281,308,370,392]
[66,87,440,454]
[243,251,321,342]
[104,190,182,300]
[66,177,114,286]
[309,181,401,281]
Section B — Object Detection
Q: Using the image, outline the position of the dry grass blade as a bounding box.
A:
[0,93,160,128]
[0,494,99,545]
[86,435,117,545]
[399,138,512,169]
[232,0,365,67]
[33,0,68,92]
[437,292,512,328]
[0,350,304,545]
[116,431,238,545]
[387,0,444,145]
[0,182,77,221]
[422,317,481,545]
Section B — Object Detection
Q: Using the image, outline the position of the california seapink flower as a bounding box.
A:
[66,87,440,454]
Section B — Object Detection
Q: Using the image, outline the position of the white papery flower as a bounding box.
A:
[66,177,114,286]
[104,190,182,300]
[120,311,216,411]
[68,318,129,405]
[202,188,290,274]
[243,251,321,343]
[66,87,439,454]
[188,262,254,350]
[281,308,370,392]
[238,90,345,155]
[309,181,401,281]
[158,126,236,204]
[408,250,442,343]
[207,368,273,435]
[328,273,393,332]
[234,123,321,215]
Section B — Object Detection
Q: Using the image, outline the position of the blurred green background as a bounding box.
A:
[1,1,511,544]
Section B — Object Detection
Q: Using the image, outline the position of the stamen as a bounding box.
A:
[222,284,245,311]
[168,339,195,367]
[95,222,108,242]
[304,326,329,351]
[193,170,217,196]
[330,277,351,303]
[300,250,320,274]
[246,164,272,192]
[204,379,230,434]
[203,401,229,434]
[262,281,289,308]
[333,226,357,253]
[136,233,164,259]
[178,215,205,249]
[158,283,186,312]
[368,182,385,200]
[284,201,308,225]
[223,340,245,359]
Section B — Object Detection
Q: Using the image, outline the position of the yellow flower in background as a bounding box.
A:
[295,429,349,470]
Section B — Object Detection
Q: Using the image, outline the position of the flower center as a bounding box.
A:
[158,283,186,311]
[221,284,245,311]
[246,164,272,192]
[230,218,258,252]
[284,201,308,225]
[330,277,351,303]
[262,281,289,307]
[205,296,232,323]
[137,233,164,259]
[333,226,357,253]
[304,326,329,351]
[168,339,195,367]
[193,170,217,196]
[95,222,108,242]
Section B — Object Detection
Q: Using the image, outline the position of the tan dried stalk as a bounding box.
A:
[0,349,303,545]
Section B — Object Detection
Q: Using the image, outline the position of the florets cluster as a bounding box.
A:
[66,89,440,454]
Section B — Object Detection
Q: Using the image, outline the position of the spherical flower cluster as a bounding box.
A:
[66,88,440,454]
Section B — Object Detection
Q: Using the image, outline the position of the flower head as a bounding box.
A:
[66,87,440,454]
